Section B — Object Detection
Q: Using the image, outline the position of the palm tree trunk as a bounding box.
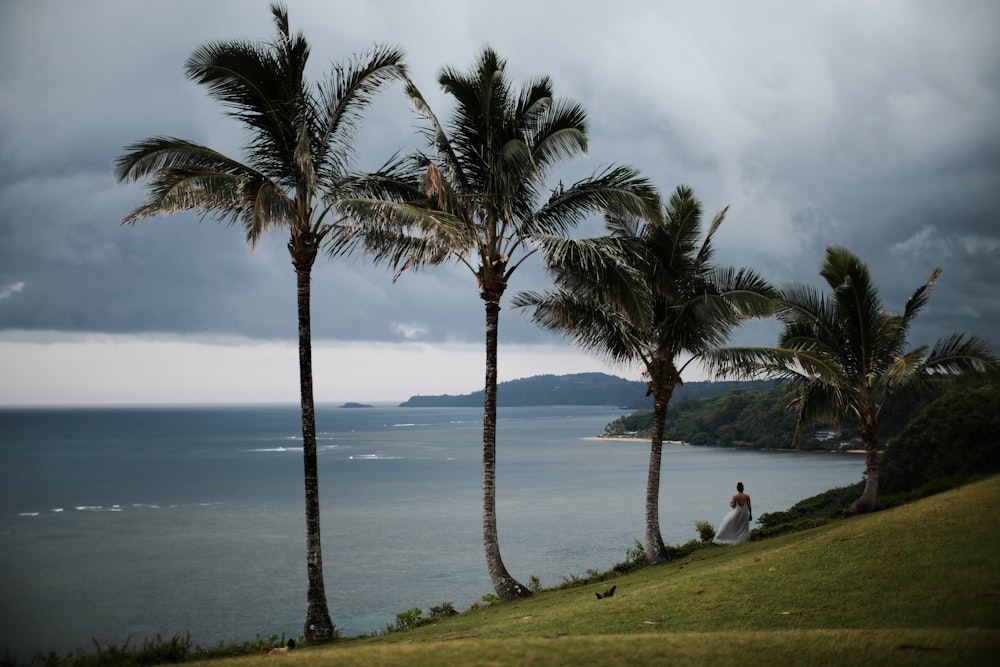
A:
[850,430,881,514]
[292,243,335,642]
[482,296,530,600]
[644,388,671,564]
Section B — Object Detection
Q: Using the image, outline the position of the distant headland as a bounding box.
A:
[339,402,374,408]
[399,372,769,409]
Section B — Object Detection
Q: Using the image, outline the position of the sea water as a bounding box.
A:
[0,404,865,657]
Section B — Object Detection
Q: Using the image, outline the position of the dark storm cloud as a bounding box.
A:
[1,0,998,352]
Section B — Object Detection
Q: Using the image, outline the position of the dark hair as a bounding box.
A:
[737,482,744,493]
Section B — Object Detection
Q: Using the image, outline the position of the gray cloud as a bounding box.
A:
[1,0,997,355]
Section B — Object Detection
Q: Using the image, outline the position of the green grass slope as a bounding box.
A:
[196,476,1000,666]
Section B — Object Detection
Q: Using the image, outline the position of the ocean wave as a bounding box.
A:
[13,502,217,518]
[248,444,338,453]
[72,505,123,512]
[285,438,344,442]
[348,454,403,460]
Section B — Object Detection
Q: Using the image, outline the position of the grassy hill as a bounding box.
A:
[192,476,1000,666]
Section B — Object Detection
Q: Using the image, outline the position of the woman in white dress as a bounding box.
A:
[713,482,752,545]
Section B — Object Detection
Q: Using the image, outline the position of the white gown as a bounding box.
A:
[712,502,751,545]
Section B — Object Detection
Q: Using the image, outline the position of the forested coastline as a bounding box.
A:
[601,379,987,451]
[399,373,773,409]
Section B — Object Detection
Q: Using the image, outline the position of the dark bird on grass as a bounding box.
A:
[596,585,617,600]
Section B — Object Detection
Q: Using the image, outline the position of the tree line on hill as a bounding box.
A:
[602,379,966,451]
[600,377,1000,510]
[399,372,772,409]
[754,379,1000,527]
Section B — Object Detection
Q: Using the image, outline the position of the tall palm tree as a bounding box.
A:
[513,185,779,564]
[335,47,659,598]
[112,3,406,642]
[704,245,999,513]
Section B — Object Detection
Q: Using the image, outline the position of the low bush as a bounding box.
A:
[694,520,716,542]
[750,517,832,540]
[428,602,458,619]
[386,608,425,634]
[9,632,305,667]
[757,482,863,528]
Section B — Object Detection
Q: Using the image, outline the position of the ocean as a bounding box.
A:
[0,404,865,658]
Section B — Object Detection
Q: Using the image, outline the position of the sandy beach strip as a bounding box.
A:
[584,436,687,444]
[584,436,864,453]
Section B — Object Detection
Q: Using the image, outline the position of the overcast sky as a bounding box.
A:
[1,0,998,405]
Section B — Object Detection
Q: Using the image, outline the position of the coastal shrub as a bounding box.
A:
[877,475,982,511]
[695,520,716,542]
[611,539,648,575]
[481,593,500,605]
[756,482,863,528]
[20,635,194,667]
[559,573,583,587]
[600,381,929,449]
[750,517,832,540]
[12,632,308,667]
[528,575,543,593]
[386,608,424,633]
[429,602,458,619]
[663,539,711,561]
[556,544,650,590]
[879,382,1000,495]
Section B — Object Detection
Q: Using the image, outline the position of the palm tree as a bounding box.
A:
[112,3,406,642]
[335,47,659,598]
[513,185,779,564]
[703,245,999,513]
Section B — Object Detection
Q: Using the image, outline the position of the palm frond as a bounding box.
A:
[533,166,658,237]
[114,137,255,184]
[314,44,407,179]
[700,346,800,381]
[333,198,468,268]
[902,267,942,322]
[887,266,942,356]
[531,233,650,324]
[528,99,589,172]
[115,137,292,245]
[792,380,849,442]
[512,288,645,366]
[404,81,467,193]
[695,205,727,266]
[706,266,781,318]
[604,212,646,239]
[924,332,1000,376]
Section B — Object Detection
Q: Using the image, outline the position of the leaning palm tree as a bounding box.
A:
[112,3,406,642]
[334,47,659,598]
[513,185,779,564]
[704,245,999,513]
